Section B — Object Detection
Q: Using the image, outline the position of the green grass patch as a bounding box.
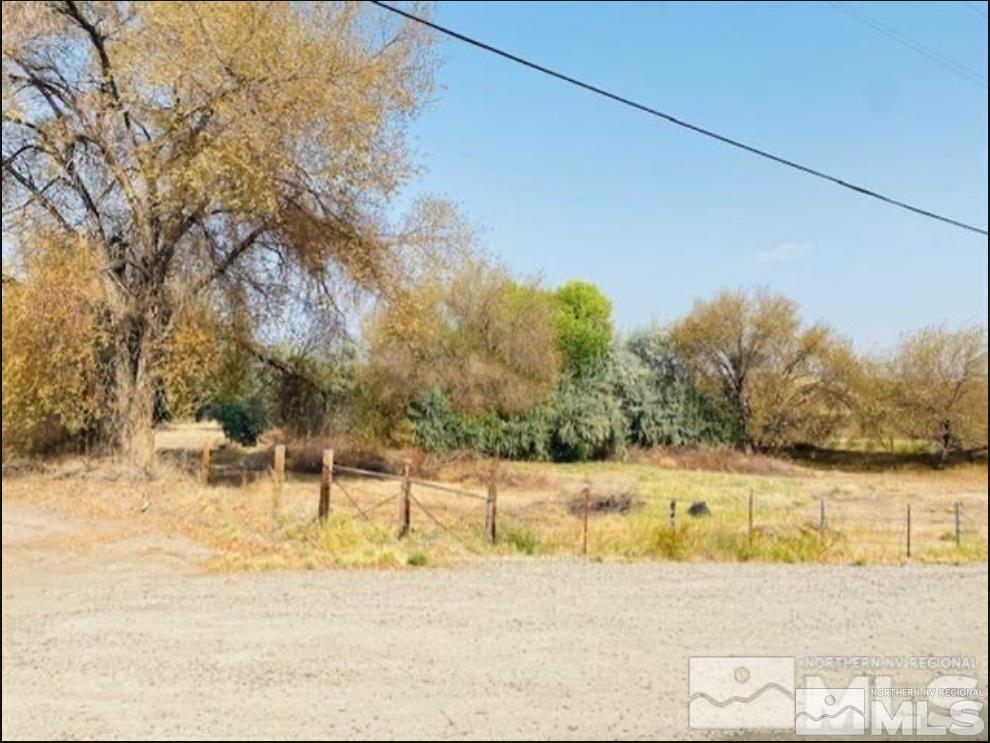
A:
[406,551,429,567]
[498,523,541,555]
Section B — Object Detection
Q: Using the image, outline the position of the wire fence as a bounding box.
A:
[192,441,988,561]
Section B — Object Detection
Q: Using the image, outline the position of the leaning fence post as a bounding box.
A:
[581,486,591,557]
[819,496,826,538]
[319,448,334,523]
[485,477,498,544]
[398,458,412,538]
[954,501,961,548]
[906,503,912,558]
[748,490,754,543]
[273,444,286,483]
[272,444,286,520]
[199,441,211,485]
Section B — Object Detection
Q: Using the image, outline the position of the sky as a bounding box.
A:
[394,1,989,352]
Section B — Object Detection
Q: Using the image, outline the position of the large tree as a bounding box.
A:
[669,289,852,449]
[884,325,988,461]
[2,1,441,465]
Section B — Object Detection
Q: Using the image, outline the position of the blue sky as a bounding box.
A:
[397,1,989,351]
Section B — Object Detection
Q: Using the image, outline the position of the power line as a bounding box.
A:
[830,1,987,89]
[370,1,988,237]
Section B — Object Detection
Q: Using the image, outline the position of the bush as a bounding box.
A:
[406,328,737,462]
[210,397,268,446]
[550,364,627,461]
[407,388,465,453]
[408,389,553,459]
[409,367,627,463]
[619,332,737,446]
[2,241,109,454]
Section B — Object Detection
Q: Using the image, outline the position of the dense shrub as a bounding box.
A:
[209,397,269,446]
[408,388,553,459]
[549,364,627,461]
[2,243,109,454]
[408,332,736,461]
[407,388,466,453]
[409,363,625,462]
[620,331,737,446]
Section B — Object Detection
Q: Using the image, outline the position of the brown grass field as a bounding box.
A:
[2,422,986,571]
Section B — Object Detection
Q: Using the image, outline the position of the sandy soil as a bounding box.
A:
[2,501,987,740]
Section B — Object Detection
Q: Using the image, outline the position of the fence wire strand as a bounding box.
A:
[408,492,482,554]
[333,478,374,521]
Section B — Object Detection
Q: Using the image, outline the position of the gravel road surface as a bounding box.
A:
[3,503,987,740]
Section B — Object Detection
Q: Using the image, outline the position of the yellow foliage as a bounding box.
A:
[3,1,442,460]
[366,255,561,417]
[670,289,850,448]
[2,237,228,453]
[886,325,988,452]
[156,304,224,419]
[2,238,108,452]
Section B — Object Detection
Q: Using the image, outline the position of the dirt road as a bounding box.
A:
[3,502,987,740]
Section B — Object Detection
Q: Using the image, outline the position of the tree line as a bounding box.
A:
[4,246,987,464]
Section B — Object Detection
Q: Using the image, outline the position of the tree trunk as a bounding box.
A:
[111,312,157,471]
[934,419,952,470]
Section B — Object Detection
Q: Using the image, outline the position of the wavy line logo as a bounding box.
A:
[795,688,867,735]
[688,657,795,729]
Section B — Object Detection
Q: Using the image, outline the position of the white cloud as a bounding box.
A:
[755,240,812,264]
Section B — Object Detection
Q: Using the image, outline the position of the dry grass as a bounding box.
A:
[3,424,986,571]
[625,445,804,477]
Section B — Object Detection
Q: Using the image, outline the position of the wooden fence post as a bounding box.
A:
[398,458,412,538]
[819,496,826,537]
[669,499,676,531]
[485,477,498,544]
[954,501,961,548]
[581,486,591,557]
[199,442,211,485]
[906,503,912,558]
[272,444,285,520]
[748,490,754,543]
[319,448,334,523]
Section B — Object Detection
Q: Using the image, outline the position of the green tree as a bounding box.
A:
[553,281,614,373]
